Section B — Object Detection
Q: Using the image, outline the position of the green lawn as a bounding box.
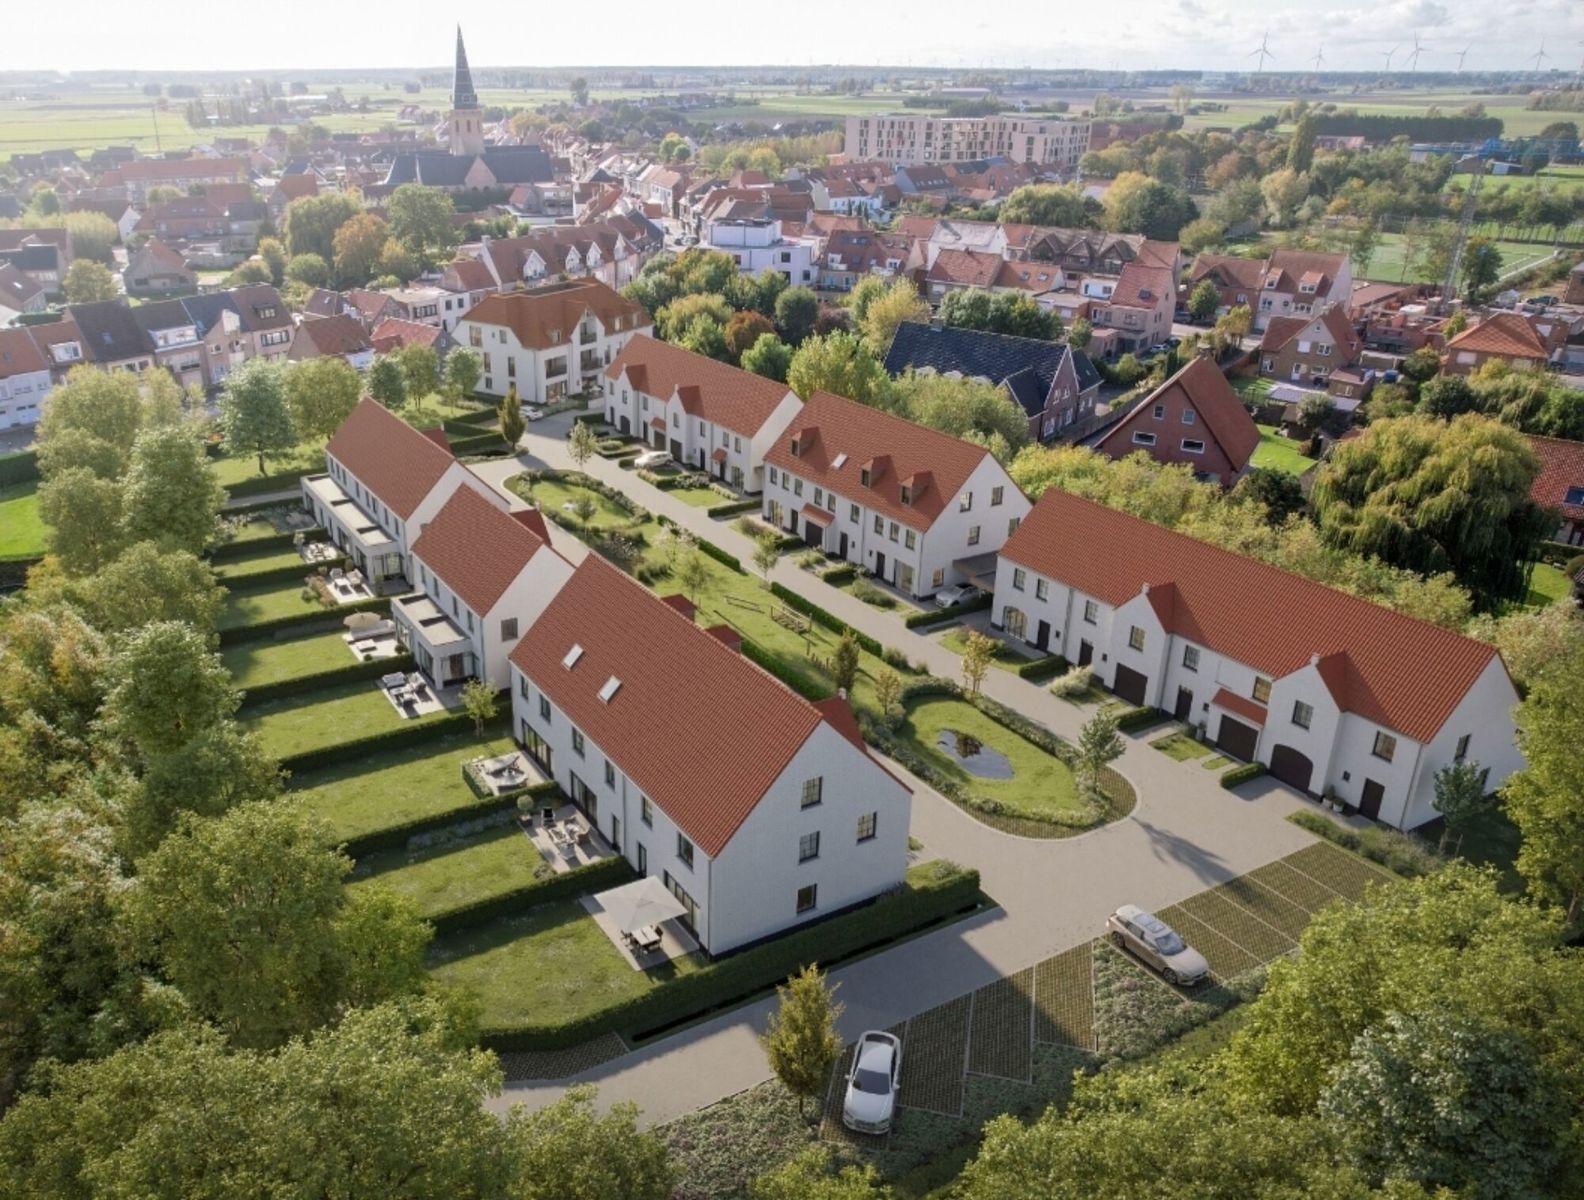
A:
[219,577,332,631]
[239,677,454,760]
[210,442,325,491]
[221,510,304,545]
[1526,562,1572,608]
[1365,233,1558,285]
[516,477,639,531]
[350,825,551,918]
[1151,731,1213,762]
[0,481,45,560]
[289,730,518,845]
[668,485,725,508]
[1251,425,1315,476]
[938,625,1034,674]
[212,544,313,581]
[898,697,1081,820]
[221,629,360,690]
[427,899,706,1030]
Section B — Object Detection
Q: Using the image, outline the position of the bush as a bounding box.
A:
[1014,655,1066,681]
[239,653,415,706]
[1113,705,1164,732]
[276,708,486,777]
[225,466,316,498]
[447,432,506,456]
[706,497,760,519]
[477,865,982,1050]
[0,449,40,486]
[848,576,896,609]
[819,563,857,586]
[430,850,631,938]
[1048,664,1093,697]
[695,535,743,573]
[217,595,390,646]
[740,637,832,701]
[1287,810,1445,878]
[904,591,993,628]
[1220,762,1267,789]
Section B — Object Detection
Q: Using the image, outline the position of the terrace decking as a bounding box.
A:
[522,801,619,875]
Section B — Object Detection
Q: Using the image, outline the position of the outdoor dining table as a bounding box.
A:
[631,925,663,953]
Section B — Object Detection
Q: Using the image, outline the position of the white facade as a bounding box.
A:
[846,113,1091,169]
[763,456,1029,599]
[404,546,573,690]
[510,673,911,955]
[607,375,802,493]
[989,557,1524,830]
[0,364,52,430]
[458,308,652,403]
[1255,260,1355,332]
[702,219,816,285]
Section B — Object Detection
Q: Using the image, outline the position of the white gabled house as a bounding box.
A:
[509,556,912,956]
[453,278,652,403]
[991,489,1524,830]
[605,333,803,492]
[302,398,507,594]
[762,390,1030,600]
[397,487,574,691]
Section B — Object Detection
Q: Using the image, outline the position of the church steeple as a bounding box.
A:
[447,25,484,157]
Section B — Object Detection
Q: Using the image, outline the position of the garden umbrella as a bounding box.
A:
[344,611,382,632]
[596,876,687,933]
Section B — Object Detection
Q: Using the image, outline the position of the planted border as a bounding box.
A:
[342,780,562,860]
[905,592,993,629]
[430,855,633,938]
[476,865,982,1051]
[706,498,760,519]
[239,652,415,706]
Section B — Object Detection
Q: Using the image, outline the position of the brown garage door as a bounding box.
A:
[1215,715,1260,762]
[1113,664,1149,707]
[1268,744,1313,793]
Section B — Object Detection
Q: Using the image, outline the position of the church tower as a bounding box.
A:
[446,25,485,157]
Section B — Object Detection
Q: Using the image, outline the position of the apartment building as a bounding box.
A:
[845,113,1091,171]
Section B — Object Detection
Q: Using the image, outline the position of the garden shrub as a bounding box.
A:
[903,591,993,628]
[849,577,895,609]
[1287,809,1444,878]
[706,498,760,519]
[1220,762,1267,788]
[1113,705,1164,732]
[1048,664,1093,697]
[1014,654,1066,681]
[819,563,857,586]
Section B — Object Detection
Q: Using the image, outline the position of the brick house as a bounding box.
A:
[1441,312,1551,376]
[1093,356,1260,485]
[1257,304,1362,386]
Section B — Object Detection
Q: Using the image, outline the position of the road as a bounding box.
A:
[466,419,1317,1124]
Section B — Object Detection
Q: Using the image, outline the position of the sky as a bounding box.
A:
[7,0,1581,74]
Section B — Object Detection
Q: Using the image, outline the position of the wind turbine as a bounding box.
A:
[1250,32,1274,75]
[1312,45,1326,72]
[1382,44,1399,72]
[1531,41,1548,73]
[1455,45,1470,72]
[1405,33,1425,72]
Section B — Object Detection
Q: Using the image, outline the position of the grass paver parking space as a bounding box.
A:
[1178,890,1296,964]
[427,900,705,1031]
[349,825,549,919]
[1219,875,1313,941]
[896,994,971,1117]
[1033,942,1094,1049]
[1283,841,1393,901]
[239,677,452,760]
[289,731,516,845]
[1246,859,1345,913]
[967,968,1034,1082]
[1153,906,1262,979]
[220,629,353,690]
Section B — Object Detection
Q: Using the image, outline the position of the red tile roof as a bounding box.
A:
[1265,249,1345,293]
[1107,263,1174,310]
[463,279,649,350]
[1212,688,1268,726]
[409,484,556,614]
[370,316,442,351]
[926,248,1002,289]
[0,327,48,378]
[1001,489,1506,742]
[325,397,456,519]
[1528,435,1584,522]
[606,334,796,438]
[1099,357,1260,473]
[511,556,851,856]
[1258,315,1309,353]
[445,258,495,292]
[1258,304,1359,360]
[767,390,1003,532]
[1445,311,1547,360]
[1190,253,1265,292]
[294,313,373,357]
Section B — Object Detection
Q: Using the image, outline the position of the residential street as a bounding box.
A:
[468,420,1318,1124]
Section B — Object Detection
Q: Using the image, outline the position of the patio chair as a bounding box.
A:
[329,567,345,583]
[541,807,557,827]
[379,672,407,690]
[346,569,364,588]
[574,826,591,848]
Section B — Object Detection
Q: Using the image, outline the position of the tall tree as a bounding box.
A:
[502,1085,677,1200]
[858,280,930,354]
[1460,235,1504,302]
[1286,110,1317,173]
[219,358,296,474]
[330,211,388,286]
[724,310,777,363]
[398,343,439,401]
[741,332,792,383]
[62,210,118,263]
[1102,171,1197,239]
[988,291,1061,341]
[998,183,1094,228]
[387,184,457,267]
[1311,415,1550,607]
[787,332,890,407]
[367,355,407,410]
[284,355,360,442]
[101,620,237,757]
[892,371,1028,453]
[498,384,525,450]
[938,287,994,332]
[762,964,843,1119]
[1188,279,1221,323]
[37,468,125,575]
[282,192,360,261]
[774,286,820,347]
[124,801,428,1048]
[62,259,118,303]
[76,542,224,636]
[119,425,223,557]
[1506,645,1584,922]
[445,346,482,398]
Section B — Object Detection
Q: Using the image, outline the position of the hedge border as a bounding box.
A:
[769,582,884,658]
[1220,762,1267,789]
[430,854,632,938]
[240,652,415,707]
[448,432,509,456]
[211,527,324,563]
[1013,654,1066,681]
[218,595,390,647]
[216,556,345,589]
[706,498,761,519]
[0,449,39,487]
[904,592,993,629]
[476,866,982,1051]
[1114,705,1165,732]
[740,636,832,701]
[342,779,562,861]
[276,707,486,777]
[1286,809,1444,879]
[225,466,315,498]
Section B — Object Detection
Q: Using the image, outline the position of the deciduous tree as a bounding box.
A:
[282,192,360,261]
[1431,759,1491,853]
[445,346,482,398]
[119,425,223,556]
[1188,279,1221,323]
[723,310,777,363]
[219,358,296,474]
[387,183,457,267]
[330,211,388,286]
[460,679,498,737]
[101,620,237,756]
[284,252,329,287]
[37,468,125,575]
[62,210,118,263]
[858,280,930,354]
[788,332,890,407]
[741,332,793,383]
[567,419,598,471]
[960,630,995,694]
[63,259,118,303]
[753,529,781,588]
[1506,645,1584,922]
[398,342,439,401]
[284,355,360,442]
[503,1085,677,1200]
[1076,708,1124,801]
[774,285,819,347]
[367,355,407,410]
[762,964,843,1119]
[831,629,860,693]
[77,542,224,636]
[998,182,1094,228]
[37,366,144,475]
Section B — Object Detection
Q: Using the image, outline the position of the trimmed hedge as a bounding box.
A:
[343,779,562,860]
[211,528,321,563]
[218,556,344,589]
[904,591,994,629]
[1220,762,1268,789]
[769,582,883,658]
[218,595,390,647]
[448,432,509,456]
[1014,654,1067,681]
[0,449,39,487]
[1287,809,1444,878]
[442,409,499,435]
[1114,705,1164,732]
[226,467,315,498]
[740,637,832,701]
[477,864,982,1051]
[706,498,761,519]
[431,854,633,938]
[276,708,483,777]
[818,563,858,586]
[239,652,415,706]
[695,535,743,573]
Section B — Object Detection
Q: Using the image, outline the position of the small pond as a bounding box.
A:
[935,729,1015,780]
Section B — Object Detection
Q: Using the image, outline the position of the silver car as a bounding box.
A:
[1107,905,1210,986]
[842,1030,902,1134]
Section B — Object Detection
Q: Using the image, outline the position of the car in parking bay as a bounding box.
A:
[1106,904,1210,986]
[842,1030,902,1134]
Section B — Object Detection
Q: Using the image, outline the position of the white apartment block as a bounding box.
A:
[845,113,1090,170]
[702,218,817,286]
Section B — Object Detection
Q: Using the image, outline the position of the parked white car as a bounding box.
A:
[524,406,546,421]
[935,583,979,609]
[1107,905,1210,986]
[634,449,671,468]
[842,1030,902,1134]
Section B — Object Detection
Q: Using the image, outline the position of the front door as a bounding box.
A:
[1174,686,1193,721]
[897,563,914,595]
[610,814,621,848]
[1359,778,1385,821]
[1077,639,1094,667]
[804,520,823,548]
[874,551,886,581]
[619,416,630,434]
[838,532,849,559]
[1036,620,1051,651]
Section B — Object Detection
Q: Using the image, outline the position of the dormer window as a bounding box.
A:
[860,467,871,487]
[899,484,911,505]
[790,436,801,456]
[1264,277,1278,288]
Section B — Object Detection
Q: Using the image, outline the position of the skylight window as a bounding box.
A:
[832,452,848,469]
[598,676,622,703]
[562,644,584,669]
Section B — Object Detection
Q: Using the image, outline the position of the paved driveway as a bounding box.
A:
[469,427,1317,1123]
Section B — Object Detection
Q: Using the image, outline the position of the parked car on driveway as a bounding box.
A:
[1107,905,1210,986]
[935,583,980,609]
[634,449,671,468]
[842,1030,902,1134]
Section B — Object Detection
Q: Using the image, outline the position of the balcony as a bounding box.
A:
[391,593,476,689]
[545,359,567,380]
